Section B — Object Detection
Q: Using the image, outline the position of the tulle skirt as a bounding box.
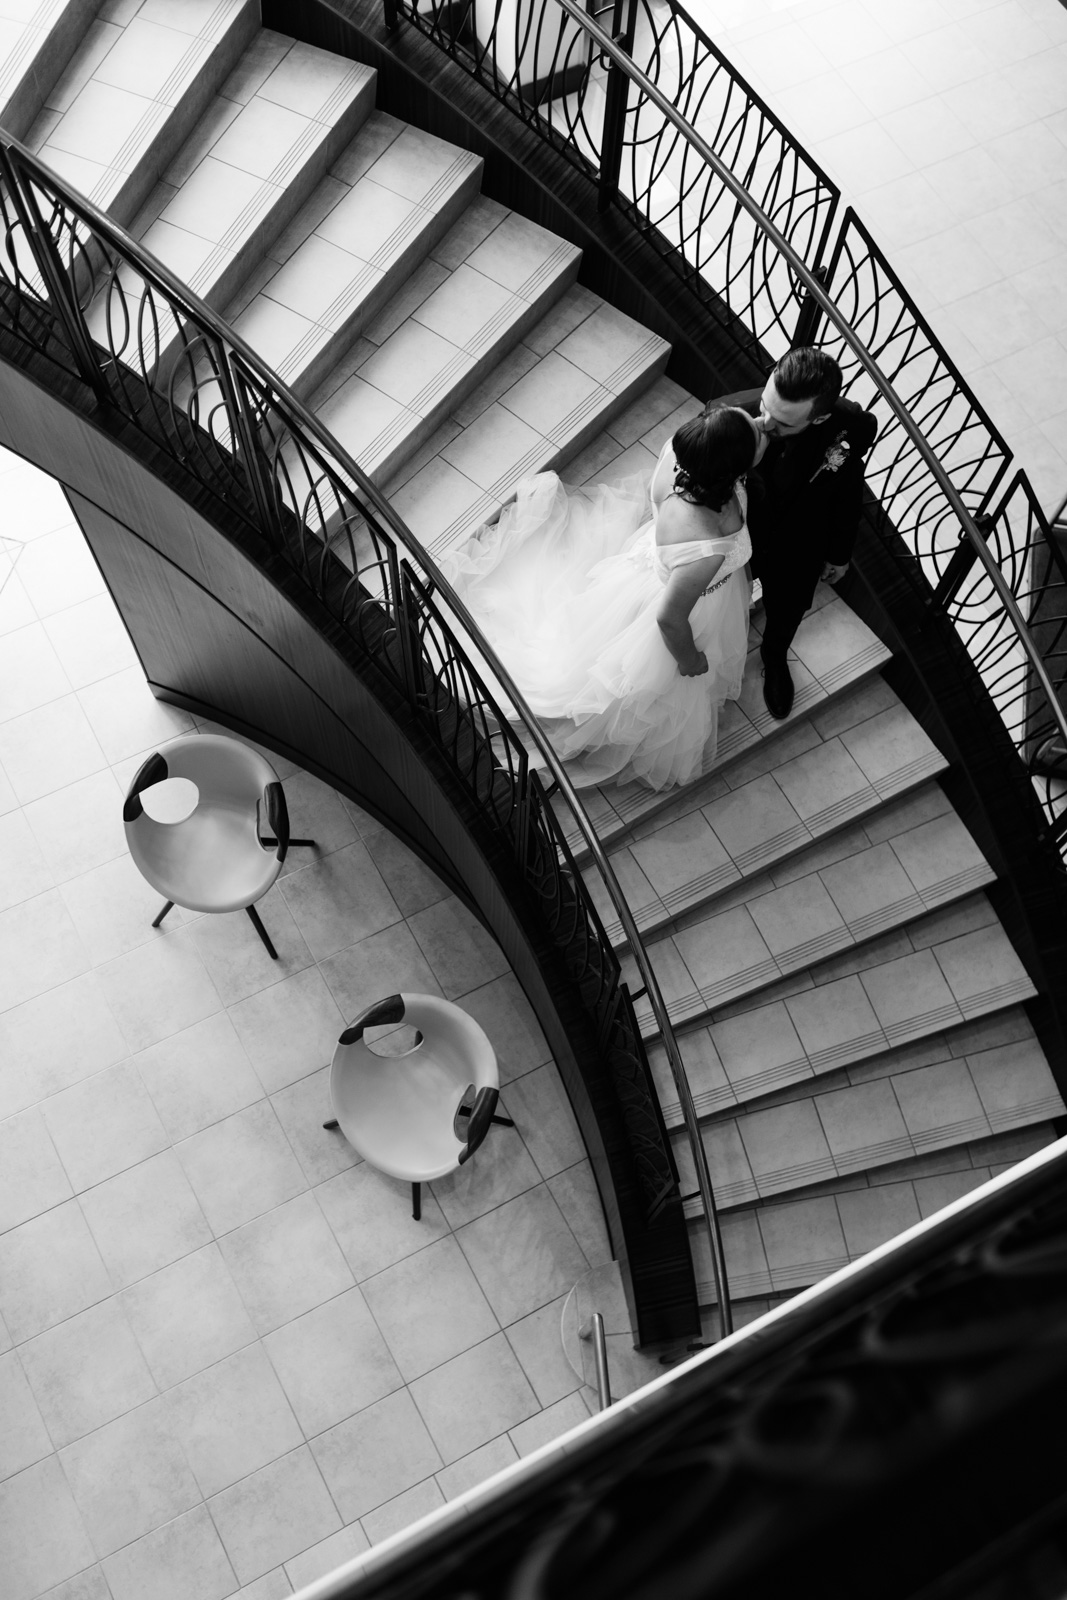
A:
[439,472,751,791]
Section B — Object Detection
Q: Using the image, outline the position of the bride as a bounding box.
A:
[440,405,764,791]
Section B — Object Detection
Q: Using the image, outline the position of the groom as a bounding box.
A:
[710,348,878,720]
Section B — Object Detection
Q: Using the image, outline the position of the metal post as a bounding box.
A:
[791,262,828,349]
[597,0,637,212]
[2,148,110,405]
[931,512,994,611]
[218,351,282,544]
[579,1311,612,1409]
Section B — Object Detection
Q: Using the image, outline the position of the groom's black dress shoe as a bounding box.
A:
[762,658,794,720]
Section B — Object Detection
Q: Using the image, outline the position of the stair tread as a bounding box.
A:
[643,900,1037,1123]
[689,1124,1058,1304]
[130,37,375,312]
[385,287,671,544]
[626,803,996,1031]
[0,0,94,140]
[230,116,485,399]
[585,702,949,945]
[548,595,892,858]
[27,0,254,223]
[311,211,583,480]
[680,1031,1064,1211]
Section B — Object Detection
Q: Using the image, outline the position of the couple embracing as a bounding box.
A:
[442,347,877,793]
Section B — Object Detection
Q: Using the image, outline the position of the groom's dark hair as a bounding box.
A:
[773,348,842,419]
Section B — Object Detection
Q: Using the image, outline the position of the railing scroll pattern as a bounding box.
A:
[395,0,840,364]
[292,1135,1067,1600]
[387,0,1067,859]
[0,133,718,1343]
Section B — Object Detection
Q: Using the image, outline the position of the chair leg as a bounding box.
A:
[491,1114,515,1127]
[288,838,316,848]
[412,1181,421,1222]
[246,904,278,959]
[152,900,174,928]
[322,1119,339,1130]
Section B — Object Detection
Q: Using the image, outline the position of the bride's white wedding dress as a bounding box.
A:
[440,466,752,791]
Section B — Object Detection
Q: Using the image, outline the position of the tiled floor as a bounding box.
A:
[688,0,1067,516]
[0,447,610,1600]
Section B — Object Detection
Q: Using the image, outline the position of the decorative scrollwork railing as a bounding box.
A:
[389,0,1067,857]
[0,131,724,1343]
[390,0,840,363]
[292,1134,1067,1600]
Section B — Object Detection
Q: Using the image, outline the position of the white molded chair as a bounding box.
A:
[123,732,315,958]
[324,992,513,1218]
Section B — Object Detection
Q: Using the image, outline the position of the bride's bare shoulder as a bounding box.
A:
[655,491,734,546]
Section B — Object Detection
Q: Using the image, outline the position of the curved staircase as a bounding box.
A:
[2,0,1063,1335]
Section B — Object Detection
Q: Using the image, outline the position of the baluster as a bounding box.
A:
[597,0,637,213]
[1,149,109,405]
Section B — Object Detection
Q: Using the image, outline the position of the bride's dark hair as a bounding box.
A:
[672,407,757,511]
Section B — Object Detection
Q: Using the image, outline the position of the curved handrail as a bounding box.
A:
[0,130,729,1331]
[538,0,1067,778]
[285,1133,1067,1599]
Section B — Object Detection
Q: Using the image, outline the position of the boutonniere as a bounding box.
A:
[810,430,851,482]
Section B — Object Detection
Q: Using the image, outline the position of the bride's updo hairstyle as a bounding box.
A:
[672,406,756,511]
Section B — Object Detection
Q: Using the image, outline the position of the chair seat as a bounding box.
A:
[129,805,280,913]
[329,994,498,1183]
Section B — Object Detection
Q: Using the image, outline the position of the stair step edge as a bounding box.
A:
[686,1124,1060,1305]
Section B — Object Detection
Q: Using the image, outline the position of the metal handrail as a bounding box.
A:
[0,129,730,1330]
[537,0,1067,765]
[580,1310,613,1410]
[289,1133,1067,1600]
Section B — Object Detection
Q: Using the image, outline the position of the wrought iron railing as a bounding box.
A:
[391,0,840,364]
[389,0,1067,856]
[288,1135,1067,1599]
[0,130,727,1342]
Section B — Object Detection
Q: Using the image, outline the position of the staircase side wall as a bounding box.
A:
[0,350,645,1297]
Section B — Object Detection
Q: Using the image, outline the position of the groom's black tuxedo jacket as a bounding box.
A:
[711,388,878,595]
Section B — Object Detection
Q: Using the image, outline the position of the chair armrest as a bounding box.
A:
[457,1086,499,1164]
[258,782,290,861]
[338,994,406,1046]
[123,752,167,822]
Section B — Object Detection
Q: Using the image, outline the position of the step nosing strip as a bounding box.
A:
[834,1134,915,1170]
[729,824,812,873]
[659,865,740,909]
[368,215,427,271]
[770,1256,851,1289]
[911,1115,990,1151]
[803,788,878,831]
[408,350,476,418]
[806,1029,888,1071]
[875,751,946,796]
[918,865,992,905]
[320,264,381,329]
[989,1096,1065,1130]
[517,243,578,300]
[604,336,669,392]
[847,894,926,940]
[883,1002,964,1042]
[726,1058,812,1100]
[545,391,609,445]
[755,1156,838,1191]
[959,978,1035,1015]
[774,928,851,968]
